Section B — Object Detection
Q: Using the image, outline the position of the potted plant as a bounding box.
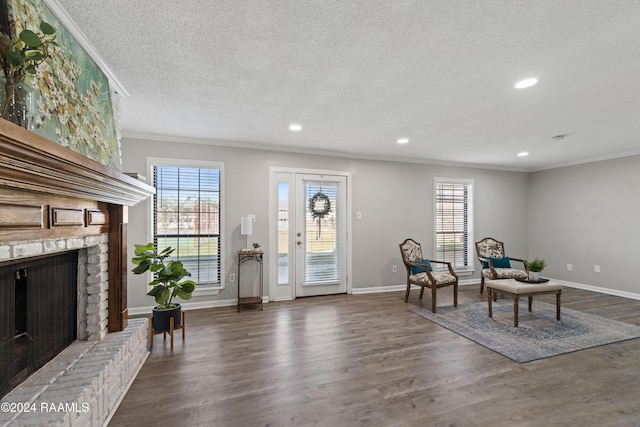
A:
[131,243,196,332]
[526,257,547,281]
[0,21,57,128]
[252,242,261,251]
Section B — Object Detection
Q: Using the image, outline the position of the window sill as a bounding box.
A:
[454,270,475,277]
[193,286,222,296]
[436,269,474,277]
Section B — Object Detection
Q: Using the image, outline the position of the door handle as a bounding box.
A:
[297,240,303,245]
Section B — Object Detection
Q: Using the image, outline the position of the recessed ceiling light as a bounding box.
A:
[397,138,409,144]
[289,124,302,131]
[517,151,529,157]
[514,78,538,89]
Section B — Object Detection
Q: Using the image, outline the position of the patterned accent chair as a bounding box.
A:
[399,238,458,313]
[475,237,528,294]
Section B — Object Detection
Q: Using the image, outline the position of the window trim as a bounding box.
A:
[147,157,225,294]
[433,177,474,275]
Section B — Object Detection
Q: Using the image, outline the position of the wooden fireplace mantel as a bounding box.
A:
[0,119,153,206]
[0,119,155,332]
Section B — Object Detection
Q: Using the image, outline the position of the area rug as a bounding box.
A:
[412,301,640,363]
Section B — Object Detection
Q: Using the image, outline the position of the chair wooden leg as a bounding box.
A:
[404,282,411,302]
[453,284,458,307]
[431,287,437,313]
[480,275,484,294]
[514,295,519,327]
[488,288,493,318]
[419,287,425,300]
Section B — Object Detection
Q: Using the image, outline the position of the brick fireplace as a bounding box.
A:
[0,119,154,426]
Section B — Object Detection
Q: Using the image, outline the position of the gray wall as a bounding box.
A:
[529,154,640,294]
[122,137,530,310]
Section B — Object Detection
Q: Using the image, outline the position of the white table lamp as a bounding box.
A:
[241,216,253,251]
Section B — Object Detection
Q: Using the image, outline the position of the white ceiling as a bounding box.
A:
[55,0,640,171]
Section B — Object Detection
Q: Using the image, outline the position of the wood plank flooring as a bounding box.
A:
[108,286,640,426]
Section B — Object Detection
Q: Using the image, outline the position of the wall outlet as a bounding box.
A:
[229,273,236,282]
[567,264,573,271]
[356,211,363,220]
[392,265,397,273]
[594,265,600,273]
[248,214,256,223]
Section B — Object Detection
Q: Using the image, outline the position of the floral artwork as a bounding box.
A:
[4,0,121,170]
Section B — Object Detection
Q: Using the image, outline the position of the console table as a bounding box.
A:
[237,250,264,311]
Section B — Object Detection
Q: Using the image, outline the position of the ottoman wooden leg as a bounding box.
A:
[488,288,493,318]
[528,296,533,312]
[556,291,561,321]
[513,295,519,327]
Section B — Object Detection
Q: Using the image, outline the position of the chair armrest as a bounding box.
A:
[509,257,528,271]
[478,256,496,275]
[428,260,458,279]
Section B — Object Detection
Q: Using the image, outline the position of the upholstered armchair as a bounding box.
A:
[399,238,458,313]
[475,237,528,293]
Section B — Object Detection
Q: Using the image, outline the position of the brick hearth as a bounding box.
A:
[0,235,149,427]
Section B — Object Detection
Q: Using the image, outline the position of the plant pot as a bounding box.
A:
[529,271,541,281]
[152,303,181,332]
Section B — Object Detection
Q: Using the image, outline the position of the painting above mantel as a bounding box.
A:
[1,0,121,171]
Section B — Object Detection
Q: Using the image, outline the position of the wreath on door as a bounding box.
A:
[308,191,331,239]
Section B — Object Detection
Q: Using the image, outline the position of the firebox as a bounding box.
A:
[0,251,78,397]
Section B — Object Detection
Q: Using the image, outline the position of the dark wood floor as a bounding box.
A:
[109,286,640,427]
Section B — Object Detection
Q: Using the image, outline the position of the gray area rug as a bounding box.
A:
[412,300,640,363]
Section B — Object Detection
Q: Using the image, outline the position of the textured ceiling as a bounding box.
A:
[55,0,640,171]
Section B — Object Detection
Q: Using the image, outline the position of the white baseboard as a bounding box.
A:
[128,279,640,314]
[271,296,295,302]
[350,279,477,295]
[128,296,272,316]
[128,299,236,316]
[350,278,640,300]
[551,279,640,301]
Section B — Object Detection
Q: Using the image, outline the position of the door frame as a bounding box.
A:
[268,166,352,301]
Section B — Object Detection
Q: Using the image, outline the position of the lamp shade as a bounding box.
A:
[240,217,253,235]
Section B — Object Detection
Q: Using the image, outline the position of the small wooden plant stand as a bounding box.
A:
[149,311,186,349]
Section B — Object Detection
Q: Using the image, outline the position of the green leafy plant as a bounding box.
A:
[252,242,261,249]
[131,243,196,310]
[0,21,57,84]
[526,258,547,272]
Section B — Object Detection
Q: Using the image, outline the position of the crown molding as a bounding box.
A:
[530,149,640,172]
[122,130,531,173]
[43,0,129,97]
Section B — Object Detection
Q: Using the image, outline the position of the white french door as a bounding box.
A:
[294,174,347,297]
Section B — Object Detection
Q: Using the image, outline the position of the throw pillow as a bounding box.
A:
[482,257,511,269]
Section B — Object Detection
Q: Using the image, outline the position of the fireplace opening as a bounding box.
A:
[1,251,78,398]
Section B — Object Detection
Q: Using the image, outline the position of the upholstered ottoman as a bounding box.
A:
[486,278,562,327]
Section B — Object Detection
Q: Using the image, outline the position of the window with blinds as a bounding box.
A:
[434,178,473,271]
[153,165,222,286]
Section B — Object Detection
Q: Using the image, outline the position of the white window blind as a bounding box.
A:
[304,181,341,283]
[434,178,473,271]
[153,165,221,285]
